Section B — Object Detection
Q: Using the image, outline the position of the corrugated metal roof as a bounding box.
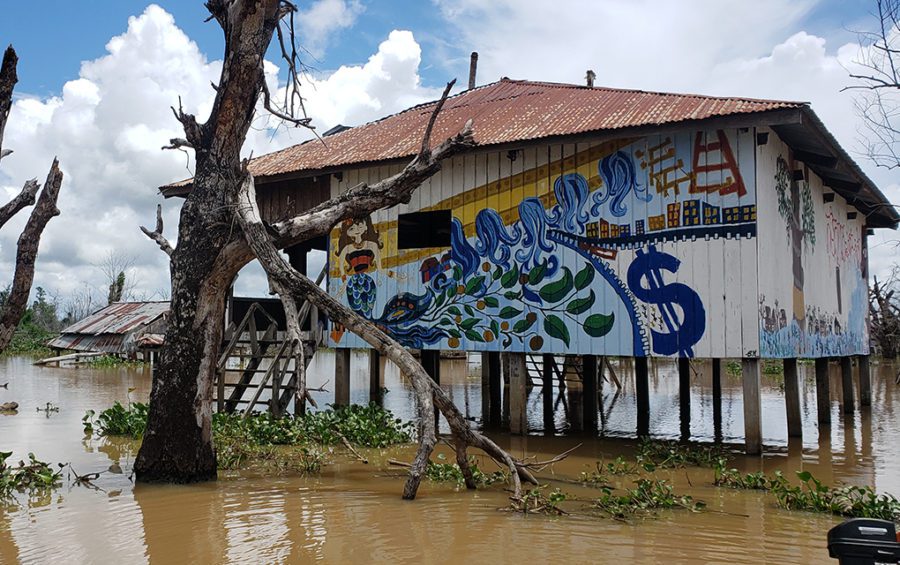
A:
[46,334,126,354]
[58,301,169,336]
[162,79,804,190]
[158,78,898,228]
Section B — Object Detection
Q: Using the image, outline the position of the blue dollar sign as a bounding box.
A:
[627,246,706,357]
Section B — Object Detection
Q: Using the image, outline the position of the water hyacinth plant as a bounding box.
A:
[0,451,63,500]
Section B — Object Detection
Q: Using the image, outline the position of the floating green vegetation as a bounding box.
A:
[85,355,146,369]
[297,403,415,448]
[425,454,507,488]
[83,401,148,439]
[636,438,727,469]
[725,360,742,376]
[712,462,900,522]
[714,461,772,490]
[0,452,63,501]
[772,471,900,521]
[508,485,571,516]
[579,456,639,487]
[84,401,414,473]
[592,478,705,520]
[762,360,784,375]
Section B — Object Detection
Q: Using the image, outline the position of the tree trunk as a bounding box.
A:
[134,0,283,482]
[0,46,65,353]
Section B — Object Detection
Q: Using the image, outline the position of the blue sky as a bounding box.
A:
[0,0,897,302]
[2,0,877,97]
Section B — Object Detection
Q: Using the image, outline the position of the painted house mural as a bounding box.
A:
[160,78,899,361]
[328,129,762,358]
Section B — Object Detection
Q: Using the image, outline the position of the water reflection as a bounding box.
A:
[0,355,897,563]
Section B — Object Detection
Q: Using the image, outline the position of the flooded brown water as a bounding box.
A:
[0,353,898,564]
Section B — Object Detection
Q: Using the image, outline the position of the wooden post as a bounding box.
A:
[815,358,831,425]
[678,357,691,442]
[368,350,381,405]
[334,348,351,407]
[542,354,555,433]
[784,358,802,438]
[635,356,649,437]
[742,358,762,455]
[582,355,598,433]
[857,355,871,408]
[712,358,722,442]
[481,352,501,427]
[421,350,441,431]
[840,356,854,414]
[507,353,528,435]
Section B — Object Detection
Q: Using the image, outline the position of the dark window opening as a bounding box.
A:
[398,210,452,249]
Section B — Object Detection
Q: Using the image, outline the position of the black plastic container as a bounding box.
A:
[828,518,900,564]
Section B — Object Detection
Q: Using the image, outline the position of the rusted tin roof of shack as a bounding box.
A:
[161,78,899,228]
[57,301,169,336]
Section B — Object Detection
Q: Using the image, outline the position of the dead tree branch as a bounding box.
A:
[140,204,174,256]
[0,179,38,230]
[0,45,17,162]
[846,0,900,169]
[0,160,63,350]
[234,172,536,501]
[272,82,473,247]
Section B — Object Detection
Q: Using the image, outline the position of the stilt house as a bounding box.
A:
[162,77,897,450]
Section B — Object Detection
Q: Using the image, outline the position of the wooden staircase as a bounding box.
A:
[524,354,623,390]
[214,269,325,417]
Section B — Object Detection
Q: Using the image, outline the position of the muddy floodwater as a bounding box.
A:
[0,353,898,564]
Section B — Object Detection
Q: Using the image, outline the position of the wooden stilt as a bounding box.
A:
[483,352,501,427]
[784,358,802,438]
[368,350,381,405]
[334,348,351,407]
[421,350,441,431]
[635,356,649,437]
[712,358,722,442]
[840,356,854,414]
[678,357,691,442]
[857,355,871,408]
[742,358,762,455]
[583,355,598,433]
[542,353,555,433]
[815,358,831,425]
[507,353,527,435]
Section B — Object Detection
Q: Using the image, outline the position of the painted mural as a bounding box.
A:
[328,128,761,358]
[756,132,869,358]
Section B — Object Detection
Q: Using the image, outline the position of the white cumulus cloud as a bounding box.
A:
[0,5,437,307]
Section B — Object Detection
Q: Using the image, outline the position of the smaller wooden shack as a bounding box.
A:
[48,301,169,360]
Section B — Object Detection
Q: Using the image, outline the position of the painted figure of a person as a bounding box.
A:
[336,216,382,317]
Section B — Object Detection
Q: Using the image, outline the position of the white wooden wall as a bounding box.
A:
[755,127,869,358]
[323,125,868,359]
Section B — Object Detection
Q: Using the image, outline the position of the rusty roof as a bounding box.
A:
[162,79,804,191]
[160,78,899,228]
[57,301,169,336]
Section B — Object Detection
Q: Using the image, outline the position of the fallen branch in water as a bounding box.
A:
[337,431,368,464]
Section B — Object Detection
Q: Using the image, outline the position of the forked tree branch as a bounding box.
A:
[271,81,474,248]
[0,179,38,230]
[140,204,174,256]
[0,159,63,351]
[234,173,536,500]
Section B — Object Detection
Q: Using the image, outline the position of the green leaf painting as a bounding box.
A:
[584,312,615,338]
[538,267,573,303]
[544,314,570,347]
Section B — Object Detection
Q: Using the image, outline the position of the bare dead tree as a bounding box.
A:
[846,0,900,169]
[871,267,900,359]
[0,46,64,352]
[96,250,137,304]
[135,0,536,499]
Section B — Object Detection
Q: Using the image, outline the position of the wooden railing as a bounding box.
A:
[215,264,328,416]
